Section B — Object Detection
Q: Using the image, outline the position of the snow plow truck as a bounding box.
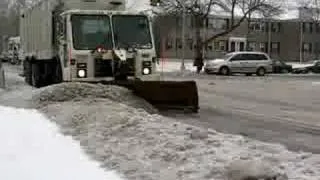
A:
[19,0,199,112]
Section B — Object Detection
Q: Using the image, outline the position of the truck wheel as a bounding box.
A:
[24,60,32,85]
[115,63,128,81]
[31,63,41,88]
[54,62,62,83]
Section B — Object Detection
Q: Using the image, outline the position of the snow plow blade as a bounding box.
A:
[129,80,199,113]
[96,80,199,113]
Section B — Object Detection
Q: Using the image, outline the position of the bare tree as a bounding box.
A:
[156,0,283,73]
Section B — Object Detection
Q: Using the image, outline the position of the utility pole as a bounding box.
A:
[0,59,5,89]
[300,21,303,63]
[267,21,271,56]
[180,1,186,71]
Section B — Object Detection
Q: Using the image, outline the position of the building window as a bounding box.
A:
[219,40,227,51]
[303,22,313,33]
[303,42,312,53]
[206,18,215,28]
[315,42,320,53]
[176,38,182,49]
[165,37,173,50]
[316,23,320,33]
[214,40,227,51]
[247,41,256,51]
[186,17,192,27]
[271,22,281,33]
[260,42,266,52]
[271,42,280,53]
[177,18,182,27]
[206,18,228,29]
[249,21,266,31]
[187,39,193,50]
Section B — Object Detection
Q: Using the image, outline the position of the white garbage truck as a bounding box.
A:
[19,0,199,112]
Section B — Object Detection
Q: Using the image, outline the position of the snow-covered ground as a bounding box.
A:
[0,105,124,180]
[30,82,320,180]
[287,63,313,69]
[156,59,195,72]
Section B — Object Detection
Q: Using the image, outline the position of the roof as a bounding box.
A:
[226,51,268,55]
[61,9,149,16]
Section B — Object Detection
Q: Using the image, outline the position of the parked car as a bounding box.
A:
[204,51,273,76]
[272,59,292,73]
[292,60,320,74]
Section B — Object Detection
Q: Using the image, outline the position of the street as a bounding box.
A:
[163,73,320,153]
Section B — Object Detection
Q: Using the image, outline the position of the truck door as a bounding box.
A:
[57,16,70,81]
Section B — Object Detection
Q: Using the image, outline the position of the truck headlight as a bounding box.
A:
[77,69,86,78]
[142,67,151,75]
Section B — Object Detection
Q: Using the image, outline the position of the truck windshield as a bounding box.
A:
[71,15,112,50]
[112,15,152,49]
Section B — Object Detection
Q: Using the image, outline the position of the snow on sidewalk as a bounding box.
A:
[287,63,313,69]
[156,59,195,72]
[0,105,124,180]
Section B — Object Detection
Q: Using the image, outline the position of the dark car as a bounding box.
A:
[292,60,320,74]
[272,59,292,73]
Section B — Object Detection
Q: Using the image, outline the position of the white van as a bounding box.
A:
[204,51,273,76]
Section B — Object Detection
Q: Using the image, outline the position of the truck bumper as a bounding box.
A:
[68,73,161,82]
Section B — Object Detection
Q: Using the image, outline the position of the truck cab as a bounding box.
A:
[58,10,159,82]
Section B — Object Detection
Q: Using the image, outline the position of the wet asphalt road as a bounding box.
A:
[163,73,320,154]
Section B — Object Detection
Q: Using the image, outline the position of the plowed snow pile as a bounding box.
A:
[32,82,157,114]
[33,83,320,180]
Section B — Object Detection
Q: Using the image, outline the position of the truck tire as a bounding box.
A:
[53,61,62,84]
[114,62,128,81]
[31,63,41,88]
[24,60,32,85]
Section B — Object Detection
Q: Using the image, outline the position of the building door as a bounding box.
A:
[229,37,246,52]
[230,42,236,52]
[239,41,245,51]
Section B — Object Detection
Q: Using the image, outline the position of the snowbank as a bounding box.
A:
[33,83,320,180]
[32,82,157,114]
[156,60,195,72]
[0,64,33,108]
[0,105,124,180]
[288,63,313,69]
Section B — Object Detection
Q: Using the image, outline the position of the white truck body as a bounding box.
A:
[20,0,159,87]
[20,0,126,60]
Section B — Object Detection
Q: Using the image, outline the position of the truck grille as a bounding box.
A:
[94,58,135,77]
[94,59,114,77]
[126,58,135,75]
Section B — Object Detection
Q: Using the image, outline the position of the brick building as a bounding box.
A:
[153,14,320,62]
